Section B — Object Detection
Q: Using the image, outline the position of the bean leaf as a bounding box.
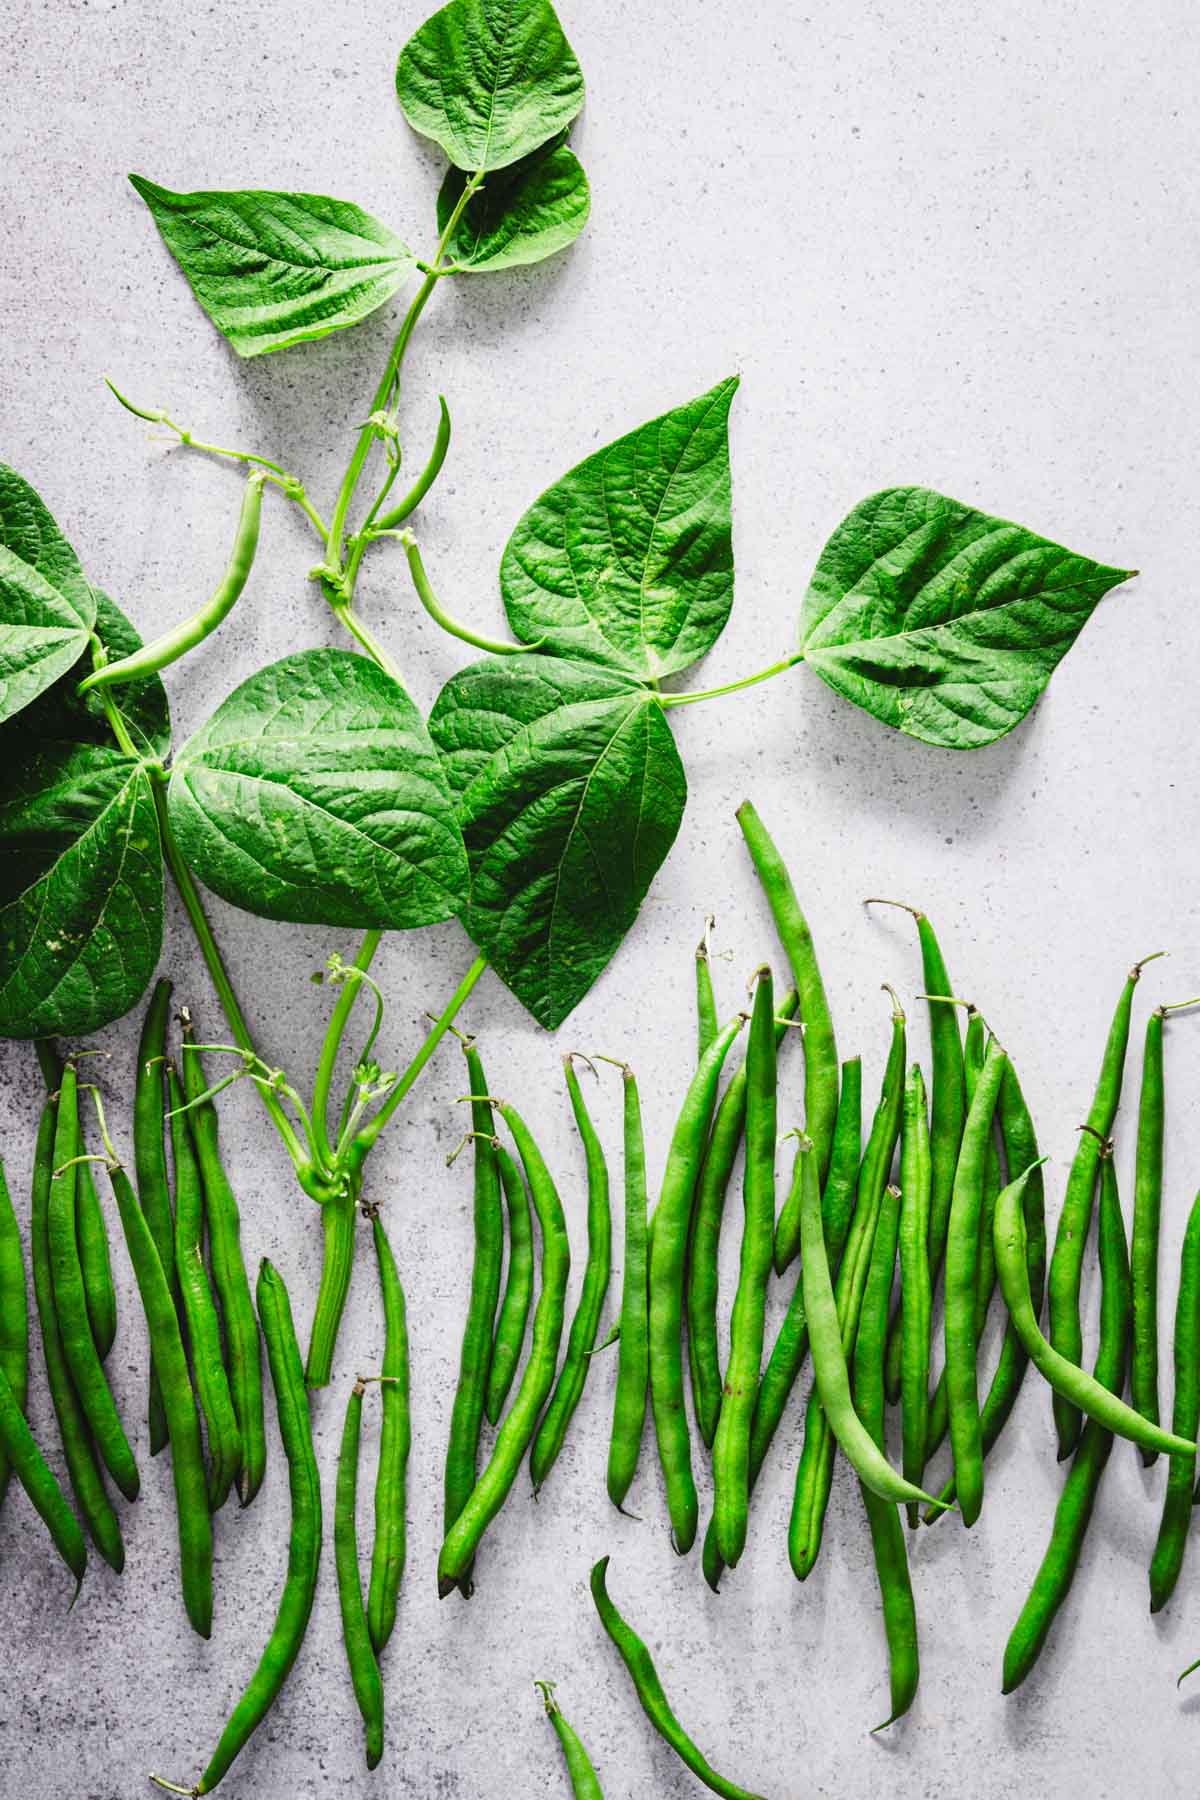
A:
[19,590,171,759]
[799,487,1135,749]
[130,177,417,357]
[429,655,686,1029]
[396,0,584,172]
[438,141,590,273]
[0,465,96,727]
[500,379,739,679]
[168,649,468,929]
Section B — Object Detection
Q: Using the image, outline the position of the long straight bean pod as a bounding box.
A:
[135,978,176,1455]
[1131,1005,1166,1462]
[1148,1187,1200,1611]
[367,1211,410,1652]
[0,1156,28,1510]
[0,1362,86,1591]
[35,1041,117,1363]
[336,1381,384,1769]
[773,1032,856,1276]
[535,1682,605,1799]
[607,1064,650,1512]
[899,1065,932,1525]
[486,1143,533,1426]
[695,918,719,1064]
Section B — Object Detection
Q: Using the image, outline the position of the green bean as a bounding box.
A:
[437,1103,570,1595]
[158,1260,321,1796]
[181,1015,265,1505]
[531,1057,612,1493]
[607,1064,650,1513]
[486,1141,534,1426]
[590,1557,766,1800]
[899,1065,932,1527]
[80,472,264,694]
[994,1162,1192,1459]
[535,1682,605,1799]
[689,995,799,1443]
[100,1150,213,1638]
[366,1211,410,1651]
[712,970,777,1568]
[1002,1147,1130,1692]
[852,1179,918,1727]
[444,1044,504,1559]
[169,1062,242,1513]
[773,1005,846,1275]
[648,1016,745,1554]
[1130,1006,1166,1463]
[1148,1186,1200,1612]
[0,1361,86,1592]
[35,1041,116,1361]
[135,978,177,1456]
[0,1155,28,1511]
[1048,953,1159,1458]
[47,1064,138,1502]
[336,1380,384,1770]
[737,799,838,1180]
[695,916,719,1063]
[30,1097,125,1571]
[943,1037,1008,1527]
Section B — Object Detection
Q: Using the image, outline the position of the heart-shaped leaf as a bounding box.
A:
[20,589,171,759]
[130,177,417,357]
[396,0,584,172]
[438,141,589,272]
[799,487,1135,749]
[429,655,686,1028]
[500,379,739,680]
[0,465,96,727]
[168,648,468,929]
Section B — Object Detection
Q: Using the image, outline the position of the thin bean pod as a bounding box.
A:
[0,1155,29,1510]
[1130,1006,1165,1462]
[695,917,719,1063]
[336,1380,384,1769]
[486,1143,533,1426]
[366,1211,410,1651]
[531,1057,612,1493]
[899,1065,932,1526]
[0,1362,86,1591]
[607,1065,650,1512]
[535,1682,605,1799]
[1148,1187,1200,1612]
[590,1557,766,1800]
[35,1042,116,1361]
[135,979,177,1455]
[772,1008,847,1274]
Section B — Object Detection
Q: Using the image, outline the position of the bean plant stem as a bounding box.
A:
[661,650,806,709]
[353,954,489,1160]
[311,931,384,1168]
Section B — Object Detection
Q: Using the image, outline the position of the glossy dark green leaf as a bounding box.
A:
[0,465,96,726]
[130,177,417,357]
[429,655,686,1028]
[18,590,171,759]
[396,0,584,172]
[799,487,1135,749]
[437,141,589,272]
[168,649,468,929]
[500,379,739,680]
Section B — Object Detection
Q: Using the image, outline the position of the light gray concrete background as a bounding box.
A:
[3,0,1200,1793]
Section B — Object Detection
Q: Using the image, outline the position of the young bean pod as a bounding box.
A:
[366,1212,410,1652]
[695,917,719,1064]
[607,1065,650,1513]
[535,1682,605,1799]
[1148,1187,1200,1612]
[899,1064,932,1526]
[485,1143,533,1426]
[1130,1006,1165,1461]
[0,1362,86,1592]
[134,979,177,1456]
[336,1380,384,1769]
[0,1156,29,1510]
[35,1041,117,1362]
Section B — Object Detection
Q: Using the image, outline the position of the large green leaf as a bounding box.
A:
[0,465,96,726]
[799,488,1135,749]
[0,742,163,1037]
[500,379,739,680]
[168,649,468,929]
[396,0,584,172]
[130,177,417,357]
[438,141,589,272]
[429,655,686,1028]
[19,590,171,759]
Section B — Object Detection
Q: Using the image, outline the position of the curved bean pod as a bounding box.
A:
[367,1211,410,1653]
[0,1361,86,1592]
[535,1682,605,1799]
[134,979,177,1456]
[485,1144,533,1426]
[0,1155,28,1510]
[336,1381,384,1769]
[607,1065,650,1512]
[1148,1186,1200,1611]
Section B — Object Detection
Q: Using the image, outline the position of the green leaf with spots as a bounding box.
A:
[500,379,739,679]
[438,141,589,272]
[130,177,417,357]
[0,465,96,727]
[799,487,1135,749]
[396,0,584,172]
[168,648,468,929]
[429,654,686,1028]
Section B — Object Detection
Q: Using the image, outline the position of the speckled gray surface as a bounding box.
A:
[3,0,1200,1794]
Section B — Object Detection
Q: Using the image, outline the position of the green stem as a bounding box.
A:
[311,930,384,1167]
[305,1190,357,1388]
[400,529,536,656]
[371,395,452,532]
[353,953,489,1160]
[328,602,405,681]
[660,650,806,709]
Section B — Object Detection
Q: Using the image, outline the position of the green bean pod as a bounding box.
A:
[535,1682,605,1799]
[35,1042,117,1362]
[79,471,264,694]
[695,919,719,1063]
[737,800,838,1180]
[486,1144,534,1426]
[648,1017,745,1554]
[102,1156,213,1637]
[899,1065,932,1527]
[444,1044,504,1557]
[994,1163,1192,1460]
[186,1260,321,1795]
[437,1103,570,1595]
[591,1557,766,1800]
[0,1362,86,1592]
[336,1381,384,1769]
[168,1062,242,1512]
[47,1066,138,1502]
[531,1058,612,1493]
[134,979,177,1456]
[1130,1007,1165,1463]
[29,1097,124,1571]
[1048,956,1150,1458]
[1148,1187,1200,1612]
[943,1038,1008,1527]
[366,1212,410,1652]
[0,1156,29,1510]
[712,970,777,1568]
[607,1065,650,1512]
[181,1018,265,1505]
[1002,1150,1131,1692]
[773,1016,851,1274]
